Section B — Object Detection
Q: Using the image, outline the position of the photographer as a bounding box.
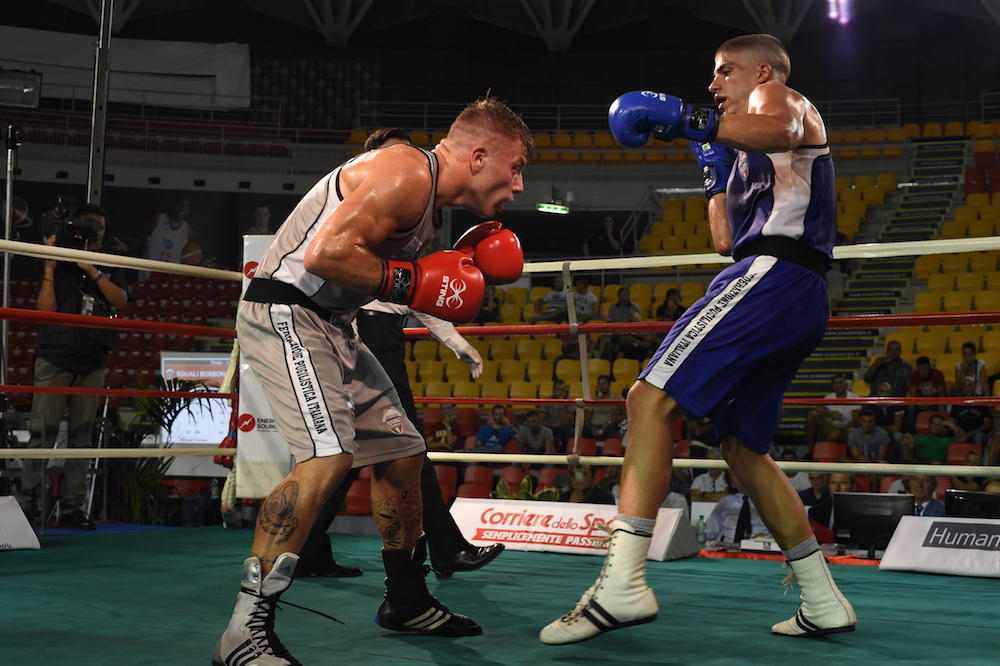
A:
[17,203,127,529]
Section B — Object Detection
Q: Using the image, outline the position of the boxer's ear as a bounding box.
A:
[470,144,487,175]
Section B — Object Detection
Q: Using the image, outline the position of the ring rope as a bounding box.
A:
[412,396,1000,407]
[0,385,236,400]
[0,447,997,479]
[521,236,1000,273]
[0,239,242,282]
[0,307,236,338]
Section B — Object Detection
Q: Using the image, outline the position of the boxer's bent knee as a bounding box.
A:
[627,380,681,421]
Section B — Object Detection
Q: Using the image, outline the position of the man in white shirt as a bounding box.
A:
[690,448,730,501]
[805,373,859,446]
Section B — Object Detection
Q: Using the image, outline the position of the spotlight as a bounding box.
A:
[537,185,570,215]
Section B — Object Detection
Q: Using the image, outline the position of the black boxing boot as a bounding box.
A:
[375,537,482,637]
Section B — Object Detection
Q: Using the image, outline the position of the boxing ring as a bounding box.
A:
[2,235,1000,663]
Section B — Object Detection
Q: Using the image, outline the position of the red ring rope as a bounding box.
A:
[413,396,1000,407]
[0,307,236,338]
[0,385,236,400]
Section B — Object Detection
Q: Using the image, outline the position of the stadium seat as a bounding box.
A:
[555,358,582,382]
[922,122,943,138]
[927,274,954,292]
[499,465,527,489]
[880,474,902,493]
[586,358,612,379]
[976,290,1000,312]
[509,381,537,400]
[418,360,445,383]
[525,359,553,382]
[497,359,526,382]
[946,442,983,465]
[423,381,452,402]
[813,441,847,462]
[612,358,640,381]
[957,272,986,292]
[489,340,516,360]
[456,483,491,499]
[940,255,968,274]
[481,382,509,400]
[915,410,949,434]
[499,304,521,323]
[452,382,480,399]
[602,438,623,456]
[567,437,598,456]
[914,255,942,277]
[412,339,439,361]
[943,292,973,312]
[452,408,482,438]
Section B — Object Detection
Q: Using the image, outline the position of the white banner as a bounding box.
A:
[0,496,40,551]
[450,498,700,561]
[0,25,250,109]
[235,235,293,498]
[880,516,1000,578]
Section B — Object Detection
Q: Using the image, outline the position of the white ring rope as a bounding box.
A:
[2,447,998,479]
[0,238,243,282]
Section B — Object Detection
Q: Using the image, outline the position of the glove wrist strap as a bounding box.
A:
[378,259,415,304]
[683,106,720,142]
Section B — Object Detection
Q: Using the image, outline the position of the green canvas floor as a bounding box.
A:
[2,527,997,665]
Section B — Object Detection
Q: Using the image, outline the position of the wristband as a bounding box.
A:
[93,272,105,283]
[377,259,415,304]
[42,277,54,283]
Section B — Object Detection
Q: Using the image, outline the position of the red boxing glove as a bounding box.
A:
[377,250,485,323]
[453,221,524,284]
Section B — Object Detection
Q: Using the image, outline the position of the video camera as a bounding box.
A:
[55,215,102,250]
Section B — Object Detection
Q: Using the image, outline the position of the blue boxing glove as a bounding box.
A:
[608,90,720,147]
[690,141,736,199]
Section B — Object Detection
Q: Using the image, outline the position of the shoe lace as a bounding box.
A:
[780,562,796,596]
[245,591,344,659]
[561,521,615,622]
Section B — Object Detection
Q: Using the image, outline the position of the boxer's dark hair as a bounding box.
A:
[449,96,534,159]
[364,128,411,152]
[718,34,791,82]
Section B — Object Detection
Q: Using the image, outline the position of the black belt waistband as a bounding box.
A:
[733,236,830,277]
[243,278,338,321]
[358,309,407,324]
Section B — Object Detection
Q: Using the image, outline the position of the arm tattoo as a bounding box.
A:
[257,481,300,545]
[372,482,422,550]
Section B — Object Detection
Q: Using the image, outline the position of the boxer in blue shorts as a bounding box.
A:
[542,33,857,645]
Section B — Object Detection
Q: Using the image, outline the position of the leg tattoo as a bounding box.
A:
[257,481,300,545]
[372,481,422,550]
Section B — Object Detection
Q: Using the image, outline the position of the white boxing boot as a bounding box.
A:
[213,553,302,666]
[540,520,658,645]
[771,551,857,637]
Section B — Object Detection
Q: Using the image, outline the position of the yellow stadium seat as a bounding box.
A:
[969,121,995,138]
[975,139,997,153]
[602,150,623,162]
[594,132,615,148]
[943,292,973,312]
[854,175,875,189]
[513,338,540,361]
[533,133,552,148]
[424,381,452,401]
[838,147,858,160]
[828,129,846,144]
[560,151,580,163]
[876,173,898,190]
[835,176,852,192]
[941,255,969,274]
[443,358,470,382]
[887,330,920,355]
[862,187,885,204]
[553,132,573,148]
[645,151,666,162]
[613,358,640,380]
[970,220,995,237]
[845,129,865,144]
[914,292,941,313]
[903,123,921,138]
[969,254,998,274]
[680,282,706,303]
[525,359,554,382]
[452,382,480,399]
[638,236,661,254]
[886,127,906,142]
[529,285,550,302]
[489,340,516,360]
[863,129,886,143]
[882,146,904,158]
[922,122,943,138]
[412,339,439,361]
[538,150,559,162]
[602,283,624,300]
[941,221,967,239]
[959,272,988,292]
[653,282,679,303]
[975,290,1000,312]
[934,353,962,374]
[916,329,950,355]
[431,130,447,145]
[499,304,521,324]
[480,383,508,400]
[554,358,582,382]
[538,337,562,359]
[347,128,368,144]
[628,283,653,305]
[410,381,425,398]
[944,121,965,137]
[859,147,881,159]
[985,271,1000,290]
[509,381,537,400]
[839,188,862,203]
[581,151,601,162]
[851,380,871,397]
[913,254,941,279]
[967,193,990,208]
[981,206,1000,221]
[572,132,593,148]
[418,360,445,383]
[661,236,685,253]
[498,359,526,382]
[927,274,954,292]
[410,130,430,146]
[955,206,978,220]
[478,360,500,383]
[982,331,1000,352]
[587,358,612,379]
[504,287,528,307]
